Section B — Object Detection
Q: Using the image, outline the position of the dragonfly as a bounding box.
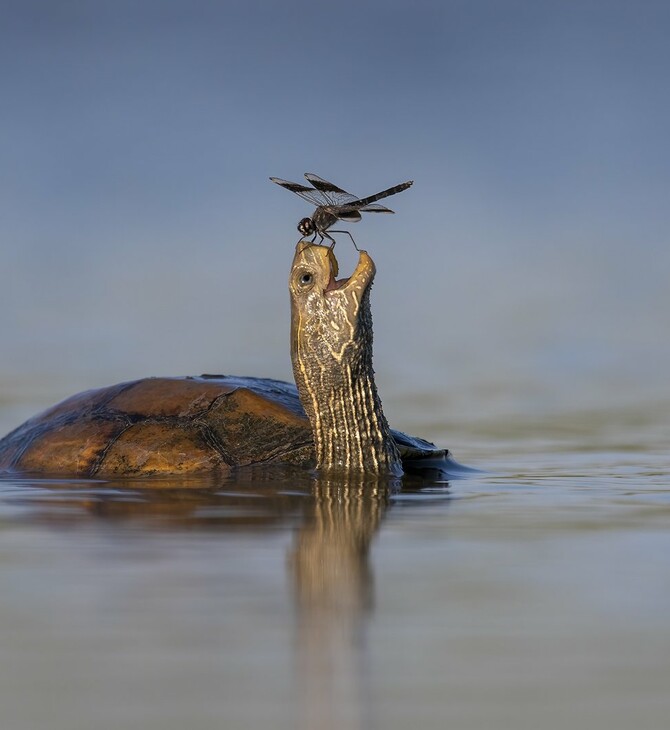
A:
[270,172,413,248]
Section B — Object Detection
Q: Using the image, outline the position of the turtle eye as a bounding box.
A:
[300,272,313,286]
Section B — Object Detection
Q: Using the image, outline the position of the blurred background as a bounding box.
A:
[1,0,668,457]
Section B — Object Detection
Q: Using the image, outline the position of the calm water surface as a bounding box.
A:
[0,390,668,730]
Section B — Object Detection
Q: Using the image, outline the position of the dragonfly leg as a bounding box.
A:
[328,230,360,251]
[320,230,337,247]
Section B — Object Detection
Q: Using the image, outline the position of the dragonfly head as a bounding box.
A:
[298,217,316,237]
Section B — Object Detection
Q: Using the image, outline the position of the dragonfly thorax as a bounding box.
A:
[311,207,339,232]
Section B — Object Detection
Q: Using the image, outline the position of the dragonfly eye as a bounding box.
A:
[298,218,315,236]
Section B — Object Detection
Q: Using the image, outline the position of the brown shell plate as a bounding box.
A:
[0,376,314,477]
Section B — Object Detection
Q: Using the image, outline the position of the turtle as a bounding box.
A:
[0,242,462,479]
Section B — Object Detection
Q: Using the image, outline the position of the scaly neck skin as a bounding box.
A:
[289,243,402,475]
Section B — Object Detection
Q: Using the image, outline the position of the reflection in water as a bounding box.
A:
[0,468,313,528]
[291,476,393,612]
[2,455,668,730]
[0,468,446,730]
[290,476,396,730]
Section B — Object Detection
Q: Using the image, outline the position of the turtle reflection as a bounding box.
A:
[289,475,392,614]
[0,470,448,730]
[289,474,396,730]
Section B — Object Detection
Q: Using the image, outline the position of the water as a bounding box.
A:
[1,392,668,730]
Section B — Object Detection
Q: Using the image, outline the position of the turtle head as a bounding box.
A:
[289,242,400,474]
[289,241,376,360]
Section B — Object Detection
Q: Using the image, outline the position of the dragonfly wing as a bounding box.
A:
[270,177,330,207]
[336,209,362,223]
[304,173,359,206]
[359,203,394,213]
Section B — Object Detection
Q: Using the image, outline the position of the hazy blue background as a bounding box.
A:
[1,0,668,455]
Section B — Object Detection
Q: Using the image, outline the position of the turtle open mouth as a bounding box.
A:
[325,275,347,292]
[324,247,376,294]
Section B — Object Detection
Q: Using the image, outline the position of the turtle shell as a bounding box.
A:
[0,376,313,477]
[0,374,455,478]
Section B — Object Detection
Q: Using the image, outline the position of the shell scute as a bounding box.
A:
[96,422,224,476]
[107,378,235,418]
[14,418,126,475]
[205,387,312,466]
